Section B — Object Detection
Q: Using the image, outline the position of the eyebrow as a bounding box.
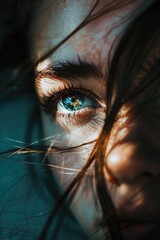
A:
[35,59,103,82]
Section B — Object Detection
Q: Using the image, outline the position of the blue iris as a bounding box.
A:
[62,94,85,111]
[57,92,99,114]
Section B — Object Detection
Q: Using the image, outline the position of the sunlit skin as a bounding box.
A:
[30,0,160,239]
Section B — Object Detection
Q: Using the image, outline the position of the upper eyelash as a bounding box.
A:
[39,84,101,114]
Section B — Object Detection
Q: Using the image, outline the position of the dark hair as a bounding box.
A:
[0,0,159,239]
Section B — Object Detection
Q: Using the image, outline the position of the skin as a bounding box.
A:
[29,0,159,239]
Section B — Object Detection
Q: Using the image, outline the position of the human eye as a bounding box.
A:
[57,92,98,113]
[40,84,105,131]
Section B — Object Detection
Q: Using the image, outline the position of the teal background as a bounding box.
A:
[0,70,88,239]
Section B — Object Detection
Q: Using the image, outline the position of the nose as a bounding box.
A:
[105,119,160,185]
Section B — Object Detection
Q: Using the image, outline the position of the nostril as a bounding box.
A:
[108,175,120,186]
[106,142,159,185]
[143,172,154,179]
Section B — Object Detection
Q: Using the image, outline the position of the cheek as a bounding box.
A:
[48,149,92,188]
[41,110,104,147]
[48,150,103,235]
[41,110,96,185]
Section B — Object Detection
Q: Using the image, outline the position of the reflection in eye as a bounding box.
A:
[40,85,105,131]
[57,92,99,113]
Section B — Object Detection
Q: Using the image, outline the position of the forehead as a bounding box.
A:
[30,0,146,69]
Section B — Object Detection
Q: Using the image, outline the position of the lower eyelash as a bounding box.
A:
[56,107,105,131]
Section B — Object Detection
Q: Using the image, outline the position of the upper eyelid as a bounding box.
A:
[35,59,106,105]
[38,86,104,117]
[36,78,106,106]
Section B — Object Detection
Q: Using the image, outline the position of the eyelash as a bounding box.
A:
[40,84,103,129]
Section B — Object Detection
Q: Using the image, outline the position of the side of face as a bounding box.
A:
[29,0,160,239]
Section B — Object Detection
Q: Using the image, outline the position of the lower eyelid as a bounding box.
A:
[56,107,104,130]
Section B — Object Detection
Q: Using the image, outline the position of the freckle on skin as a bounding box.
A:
[69,31,115,70]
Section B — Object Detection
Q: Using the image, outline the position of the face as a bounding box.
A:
[30,0,160,239]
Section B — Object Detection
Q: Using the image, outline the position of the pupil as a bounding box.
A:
[62,94,84,111]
